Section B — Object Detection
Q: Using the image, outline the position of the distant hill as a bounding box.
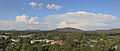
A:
[93,28,120,33]
[50,27,82,32]
[1,27,120,33]
[0,27,82,32]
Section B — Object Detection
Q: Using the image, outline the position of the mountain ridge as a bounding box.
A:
[49,27,82,32]
[1,27,120,32]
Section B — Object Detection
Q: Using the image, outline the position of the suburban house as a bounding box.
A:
[56,40,64,45]
[11,39,19,42]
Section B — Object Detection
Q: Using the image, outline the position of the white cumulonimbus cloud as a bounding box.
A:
[57,21,80,28]
[46,4,63,10]
[44,11,119,30]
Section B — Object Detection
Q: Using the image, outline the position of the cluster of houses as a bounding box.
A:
[0,33,65,46]
[9,38,65,46]
[10,39,65,46]
[18,35,32,38]
[0,34,9,39]
[0,34,6,37]
[74,38,105,47]
[31,39,64,46]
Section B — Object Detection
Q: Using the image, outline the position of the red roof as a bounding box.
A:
[57,40,62,43]
[60,43,64,44]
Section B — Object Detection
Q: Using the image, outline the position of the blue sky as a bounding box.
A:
[0,0,120,30]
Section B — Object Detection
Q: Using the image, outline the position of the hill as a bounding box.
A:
[50,27,82,32]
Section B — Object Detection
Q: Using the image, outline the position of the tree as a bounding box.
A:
[6,43,21,51]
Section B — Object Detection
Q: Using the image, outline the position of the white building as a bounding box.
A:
[0,35,9,38]
[11,39,19,42]
[31,40,45,44]
[92,40,97,42]
[31,39,54,44]
[90,45,94,47]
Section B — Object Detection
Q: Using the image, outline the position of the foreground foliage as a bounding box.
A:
[0,31,120,51]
